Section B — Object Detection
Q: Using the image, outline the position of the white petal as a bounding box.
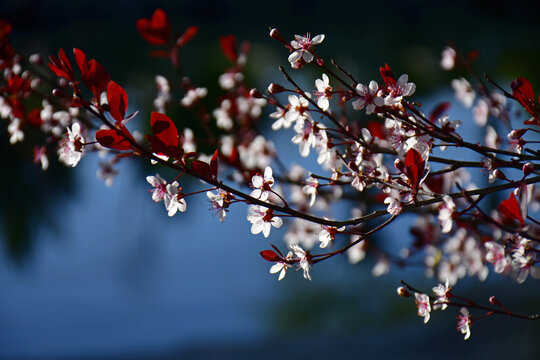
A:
[312,34,325,44]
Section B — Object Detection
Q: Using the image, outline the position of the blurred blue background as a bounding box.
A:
[1,1,540,358]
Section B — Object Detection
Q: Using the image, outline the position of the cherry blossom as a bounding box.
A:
[207,189,232,223]
[247,205,283,238]
[314,73,332,111]
[415,292,432,323]
[440,46,456,70]
[7,117,24,144]
[33,145,49,171]
[291,243,312,280]
[250,166,274,201]
[164,182,187,216]
[383,74,416,106]
[146,174,186,216]
[438,195,456,233]
[269,251,293,281]
[451,78,475,108]
[318,225,344,248]
[180,87,207,107]
[147,174,168,202]
[484,241,510,274]
[432,279,450,310]
[456,307,472,340]
[58,122,84,167]
[288,33,325,67]
[352,81,384,114]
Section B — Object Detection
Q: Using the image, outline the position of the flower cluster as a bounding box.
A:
[2,10,539,342]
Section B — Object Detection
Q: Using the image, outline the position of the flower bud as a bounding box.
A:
[29,53,42,65]
[267,83,285,94]
[396,286,411,297]
[249,88,263,99]
[52,88,65,97]
[508,128,527,140]
[493,169,507,181]
[269,28,284,42]
[489,296,501,306]
[523,162,534,176]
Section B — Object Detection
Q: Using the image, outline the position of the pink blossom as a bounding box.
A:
[484,241,510,273]
[250,166,274,201]
[414,292,432,323]
[314,73,332,111]
[247,205,283,238]
[456,307,472,340]
[352,81,384,114]
[288,33,325,67]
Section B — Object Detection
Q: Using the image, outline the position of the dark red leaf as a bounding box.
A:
[73,48,88,75]
[511,77,538,121]
[424,174,443,194]
[147,112,181,159]
[150,112,178,148]
[107,81,128,123]
[429,102,451,123]
[96,129,132,150]
[0,20,12,38]
[260,250,281,262]
[48,48,74,81]
[498,192,524,226]
[177,26,199,47]
[26,108,42,126]
[404,148,425,192]
[219,34,238,63]
[136,9,171,46]
[367,121,385,139]
[379,63,395,87]
[191,160,211,179]
[83,59,110,100]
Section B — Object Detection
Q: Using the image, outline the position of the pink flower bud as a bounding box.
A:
[489,296,501,306]
[267,83,285,94]
[249,88,263,99]
[269,28,283,42]
[397,286,411,297]
[508,128,527,140]
[493,169,507,181]
[523,163,534,176]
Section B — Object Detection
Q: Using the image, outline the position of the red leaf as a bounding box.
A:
[73,48,88,75]
[150,112,178,148]
[191,160,211,179]
[260,250,281,262]
[511,77,538,120]
[210,150,219,181]
[219,34,238,63]
[379,63,395,87]
[96,129,132,150]
[107,81,128,123]
[0,20,12,38]
[48,48,74,81]
[404,148,425,192]
[498,192,524,226]
[177,26,198,47]
[136,9,171,46]
[83,59,110,100]
[147,112,181,159]
[367,121,385,139]
[26,108,42,126]
[429,102,451,123]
